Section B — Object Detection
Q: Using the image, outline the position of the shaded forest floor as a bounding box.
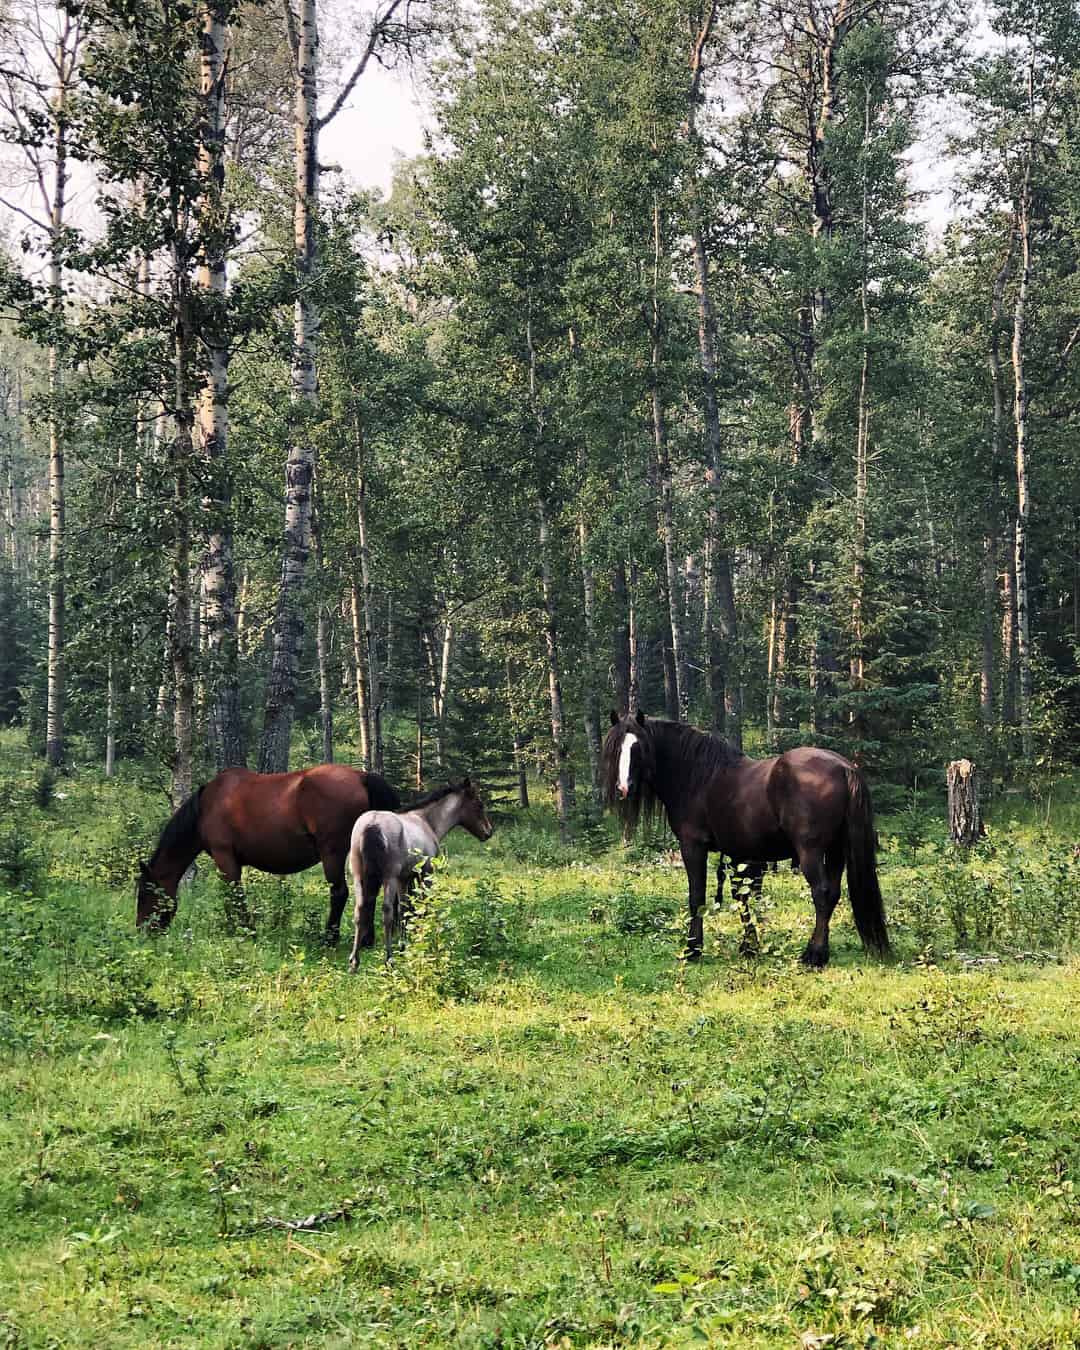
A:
[2,735,1080,1347]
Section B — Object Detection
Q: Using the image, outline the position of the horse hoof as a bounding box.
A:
[800,947,828,969]
[739,937,760,959]
[323,930,341,948]
[682,947,703,963]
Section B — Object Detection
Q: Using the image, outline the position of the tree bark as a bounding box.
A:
[353,410,383,773]
[198,0,243,771]
[612,560,630,715]
[1011,144,1034,762]
[538,492,574,840]
[259,0,318,772]
[312,470,333,763]
[850,85,871,735]
[44,31,71,769]
[687,2,741,747]
[983,239,1015,729]
[578,511,603,805]
[650,195,687,721]
[947,759,984,849]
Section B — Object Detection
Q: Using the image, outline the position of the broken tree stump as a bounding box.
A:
[946,759,984,848]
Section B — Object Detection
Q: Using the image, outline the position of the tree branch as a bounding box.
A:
[317,0,407,131]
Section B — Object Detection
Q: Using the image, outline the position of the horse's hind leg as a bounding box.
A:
[798,846,842,968]
[321,849,349,947]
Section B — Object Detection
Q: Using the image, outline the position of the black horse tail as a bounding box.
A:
[363,771,401,812]
[844,768,890,957]
[360,825,388,903]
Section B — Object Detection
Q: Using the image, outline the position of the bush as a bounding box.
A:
[0,782,41,892]
[609,880,676,936]
[394,876,530,999]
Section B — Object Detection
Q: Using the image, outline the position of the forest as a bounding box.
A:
[0,0,1078,813]
[3,0,1080,1346]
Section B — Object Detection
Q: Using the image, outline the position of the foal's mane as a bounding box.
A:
[604,718,743,836]
[406,780,469,810]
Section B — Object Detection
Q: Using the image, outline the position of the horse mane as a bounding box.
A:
[603,718,743,837]
[148,786,204,866]
[406,780,467,809]
[362,770,401,812]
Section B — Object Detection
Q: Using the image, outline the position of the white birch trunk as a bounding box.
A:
[198,0,243,770]
[259,0,318,772]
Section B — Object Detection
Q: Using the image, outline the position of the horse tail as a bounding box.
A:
[360,824,388,904]
[363,771,401,813]
[844,767,890,957]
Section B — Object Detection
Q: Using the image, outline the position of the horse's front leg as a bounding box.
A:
[679,836,709,961]
[210,848,253,935]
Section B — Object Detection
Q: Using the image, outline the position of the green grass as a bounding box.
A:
[3,735,1080,1346]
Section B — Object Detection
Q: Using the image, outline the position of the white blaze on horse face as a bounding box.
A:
[618,733,638,798]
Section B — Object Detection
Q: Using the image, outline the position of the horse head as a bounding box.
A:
[602,709,657,831]
[458,776,495,842]
[136,858,176,930]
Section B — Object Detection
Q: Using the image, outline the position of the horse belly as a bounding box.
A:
[234,829,321,875]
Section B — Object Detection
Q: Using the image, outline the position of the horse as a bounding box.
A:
[348,777,494,968]
[602,710,890,967]
[136,764,401,943]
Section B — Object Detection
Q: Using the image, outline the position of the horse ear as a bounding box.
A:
[609,710,620,726]
[635,708,646,726]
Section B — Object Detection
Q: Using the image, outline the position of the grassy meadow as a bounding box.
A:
[2,734,1080,1347]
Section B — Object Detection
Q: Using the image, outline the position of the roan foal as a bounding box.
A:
[348,778,494,968]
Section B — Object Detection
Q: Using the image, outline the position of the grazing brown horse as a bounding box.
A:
[602,711,889,967]
[136,764,400,943]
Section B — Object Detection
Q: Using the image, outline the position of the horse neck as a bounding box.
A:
[414,792,464,843]
[651,725,734,820]
[149,836,201,895]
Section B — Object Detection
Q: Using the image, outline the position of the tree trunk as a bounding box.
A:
[353,410,382,774]
[44,40,69,769]
[850,86,871,736]
[650,195,687,721]
[538,492,574,840]
[350,582,371,767]
[198,0,243,771]
[436,615,453,769]
[312,474,333,763]
[169,297,195,809]
[259,0,318,772]
[505,653,529,809]
[687,2,740,747]
[983,239,1014,729]
[627,561,641,712]
[1012,151,1034,762]
[579,512,602,805]
[947,759,984,849]
[612,560,630,714]
[1001,544,1018,727]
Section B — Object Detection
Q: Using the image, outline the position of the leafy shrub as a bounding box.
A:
[86,811,158,888]
[394,876,530,999]
[0,781,41,892]
[609,880,676,936]
[32,767,56,811]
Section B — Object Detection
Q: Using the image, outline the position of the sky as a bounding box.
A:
[320,60,430,199]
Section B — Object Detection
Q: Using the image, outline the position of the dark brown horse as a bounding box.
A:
[602,711,889,967]
[136,764,401,943]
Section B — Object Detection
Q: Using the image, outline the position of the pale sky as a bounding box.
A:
[321,63,429,198]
